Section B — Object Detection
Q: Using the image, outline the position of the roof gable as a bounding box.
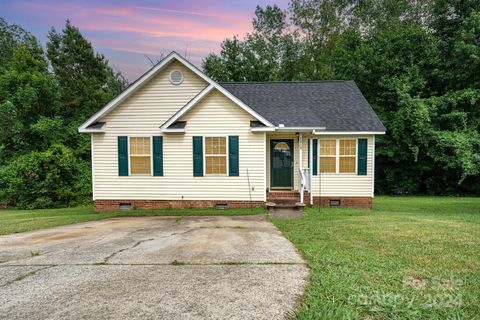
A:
[79,52,273,133]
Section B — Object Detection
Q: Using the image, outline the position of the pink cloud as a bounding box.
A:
[6,0,279,80]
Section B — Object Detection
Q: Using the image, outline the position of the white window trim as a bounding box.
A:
[127,135,153,176]
[318,138,359,175]
[318,139,337,174]
[203,135,229,177]
[338,139,357,175]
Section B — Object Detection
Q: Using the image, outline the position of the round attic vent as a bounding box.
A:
[169,70,184,85]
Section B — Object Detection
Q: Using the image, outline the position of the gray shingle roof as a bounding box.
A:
[167,121,187,129]
[220,81,386,131]
[86,122,105,130]
[250,120,266,128]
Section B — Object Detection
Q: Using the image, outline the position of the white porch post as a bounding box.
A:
[298,133,304,204]
[309,137,313,206]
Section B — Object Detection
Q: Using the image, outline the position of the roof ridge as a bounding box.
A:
[219,80,353,84]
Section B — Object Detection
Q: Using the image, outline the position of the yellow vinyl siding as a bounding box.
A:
[93,83,264,201]
[101,61,208,131]
[310,135,374,197]
[91,58,374,200]
[265,134,373,197]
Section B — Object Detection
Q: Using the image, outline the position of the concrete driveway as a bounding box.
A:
[0,215,308,320]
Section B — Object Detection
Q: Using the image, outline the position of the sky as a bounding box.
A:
[0,0,289,81]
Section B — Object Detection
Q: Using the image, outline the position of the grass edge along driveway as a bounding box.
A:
[1,196,479,319]
[0,205,266,236]
[272,196,480,320]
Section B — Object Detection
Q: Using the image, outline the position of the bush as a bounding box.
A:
[0,144,91,209]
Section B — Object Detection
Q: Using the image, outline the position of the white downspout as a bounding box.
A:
[299,133,304,204]
[309,137,313,206]
[372,135,375,198]
[91,134,95,201]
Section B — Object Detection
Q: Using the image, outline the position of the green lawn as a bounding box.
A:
[0,205,266,235]
[272,196,480,320]
[1,197,479,319]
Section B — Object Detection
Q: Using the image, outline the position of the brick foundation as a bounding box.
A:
[94,199,265,212]
[95,195,371,212]
[312,196,372,209]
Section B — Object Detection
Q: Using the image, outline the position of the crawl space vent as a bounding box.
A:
[215,203,228,210]
[169,70,184,85]
[329,199,341,207]
[119,203,133,211]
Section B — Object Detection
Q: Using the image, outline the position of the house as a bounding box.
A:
[79,52,386,212]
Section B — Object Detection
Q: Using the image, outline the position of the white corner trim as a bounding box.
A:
[309,138,313,205]
[79,51,274,132]
[372,135,375,198]
[263,132,267,202]
[91,134,95,200]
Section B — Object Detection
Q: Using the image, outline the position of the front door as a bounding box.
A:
[270,139,294,189]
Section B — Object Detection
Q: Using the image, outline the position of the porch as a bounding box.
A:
[263,131,375,210]
[266,132,312,206]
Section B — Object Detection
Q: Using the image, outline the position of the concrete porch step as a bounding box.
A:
[270,198,300,203]
[266,202,305,212]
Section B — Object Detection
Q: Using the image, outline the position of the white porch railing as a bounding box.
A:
[299,168,311,204]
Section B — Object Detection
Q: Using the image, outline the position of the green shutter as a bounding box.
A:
[312,139,318,175]
[358,138,367,175]
[118,136,128,176]
[193,136,203,176]
[153,136,163,176]
[228,136,239,176]
[308,139,310,168]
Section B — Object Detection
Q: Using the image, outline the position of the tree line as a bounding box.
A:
[1,0,479,209]
[0,19,126,208]
[203,0,480,195]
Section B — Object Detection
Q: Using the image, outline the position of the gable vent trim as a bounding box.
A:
[169,70,184,85]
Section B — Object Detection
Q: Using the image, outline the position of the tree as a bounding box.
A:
[202,5,302,81]
[202,0,480,195]
[47,20,127,123]
[0,37,59,163]
[0,19,128,208]
[0,18,44,71]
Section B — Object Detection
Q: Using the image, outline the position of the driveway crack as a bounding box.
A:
[1,265,55,287]
[101,238,154,264]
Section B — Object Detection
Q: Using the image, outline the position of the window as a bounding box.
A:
[274,142,290,152]
[129,137,151,175]
[318,139,357,174]
[339,139,356,173]
[319,140,336,173]
[205,137,227,175]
